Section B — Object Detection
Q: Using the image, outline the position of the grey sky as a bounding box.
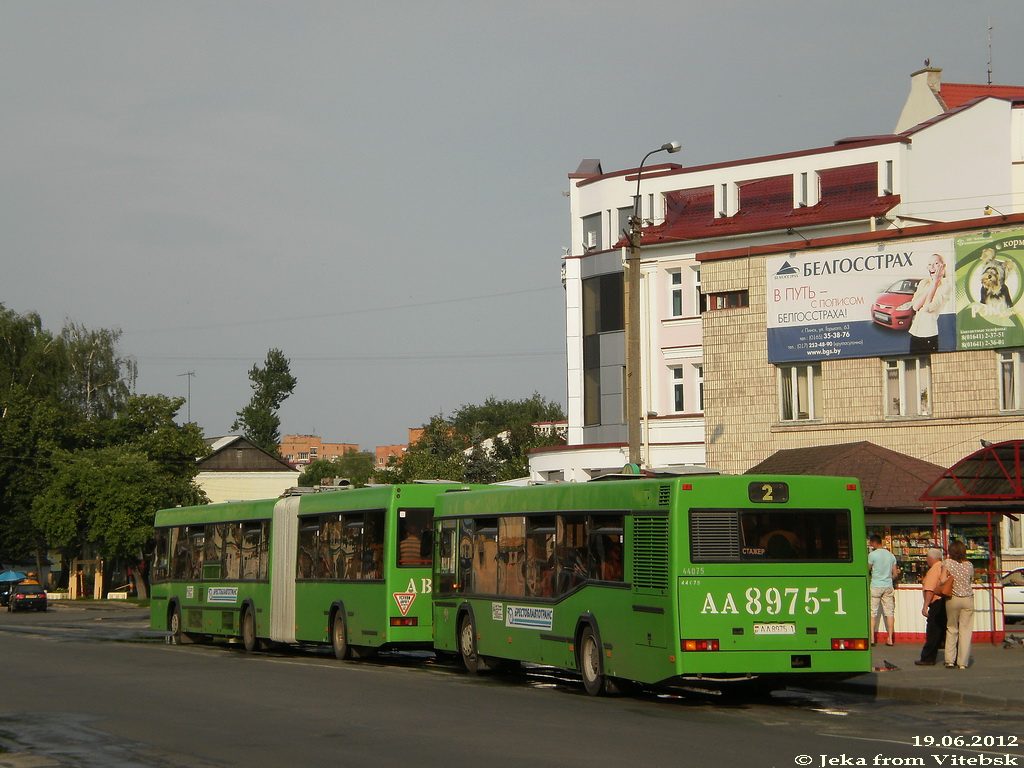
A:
[3,1,1022,450]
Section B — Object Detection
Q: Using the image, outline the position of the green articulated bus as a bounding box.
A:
[431,474,871,695]
[151,483,483,658]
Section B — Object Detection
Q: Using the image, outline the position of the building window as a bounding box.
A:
[582,274,624,334]
[669,270,683,317]
[778,363,822,421]
[309,446,318,456]
[582,273,625,428]
[705,290,749,311]
[581,213,601,252]
[884,357,931,417]
[617,207,632,239]
[999,349,1024,411]
[298,452,309,461]
[694,269,702,314]
[694,364,704,411]
[671,367,685,412]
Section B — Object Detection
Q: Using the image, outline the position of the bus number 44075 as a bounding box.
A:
[700,587,846,616]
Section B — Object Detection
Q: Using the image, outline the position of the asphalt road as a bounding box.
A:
[0,604,1021,768]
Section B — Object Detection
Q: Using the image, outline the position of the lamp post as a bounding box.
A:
[626,141,681,468]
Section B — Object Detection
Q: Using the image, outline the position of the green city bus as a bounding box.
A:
[431,474,870,695]
[151,483,482,658]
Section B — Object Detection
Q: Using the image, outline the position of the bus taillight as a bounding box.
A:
[830,638,868,650]
[390,617,418,627]
[680,639,720,652]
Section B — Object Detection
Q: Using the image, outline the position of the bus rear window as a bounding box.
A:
[690,509,852,563]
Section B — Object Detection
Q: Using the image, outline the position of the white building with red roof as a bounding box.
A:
[530,66,1024,483]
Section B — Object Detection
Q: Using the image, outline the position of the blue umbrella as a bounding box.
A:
[0,570,27,582]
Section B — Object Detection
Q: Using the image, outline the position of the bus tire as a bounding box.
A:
[170,605,194,645]
[331,611,350,660]
[458,613,483,674]
[578,625,606,696]
[242,608,258,653]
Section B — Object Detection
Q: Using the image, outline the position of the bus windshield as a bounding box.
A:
[690,508,852,563]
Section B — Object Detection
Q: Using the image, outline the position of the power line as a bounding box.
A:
[123,285,562,337]
[136,349,566,365]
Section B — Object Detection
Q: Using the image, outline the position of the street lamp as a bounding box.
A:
[626,141,681,468]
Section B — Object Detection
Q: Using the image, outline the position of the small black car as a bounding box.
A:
[7,583,47,612]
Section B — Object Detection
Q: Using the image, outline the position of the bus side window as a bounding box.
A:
[321,517,342,579]
[241,523,263,580]
[458,519,474,593]
[588,515,624,582]
[497,517,526,597]
[436,520,459,593]
[525,518,556,597]
[340,514,364,579]
[397,508,433,567]
[297,520,318,579]
[362,511,385,579]
[556,517,587,595]
[203,524,224,580]
[224,524,242,581]
[153,529,169,582]
[473,520,498,595]
[188,527,205,580]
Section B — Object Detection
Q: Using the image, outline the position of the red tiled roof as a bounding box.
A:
[627,163,898,246]
[939,83,1024,110]
[745,441,945,511]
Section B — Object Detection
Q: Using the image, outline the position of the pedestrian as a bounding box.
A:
[915,548,947,665]
[942,539,975,669]
[868,534,898,646]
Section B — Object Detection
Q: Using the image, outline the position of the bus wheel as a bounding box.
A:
[331,611,350,660]
[578,625,606,696]
[242,608,258,652]
[458,614,483,674]
[170,605,193,645]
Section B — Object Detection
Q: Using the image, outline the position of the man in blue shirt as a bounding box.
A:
[868,534,898,645]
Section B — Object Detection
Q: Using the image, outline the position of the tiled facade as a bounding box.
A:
[701,234,1024,476]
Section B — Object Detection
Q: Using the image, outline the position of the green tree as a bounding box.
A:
[31,395,208,596]
[376,396,566,484]
[232,348,296,455]
[298,452,375,487]
[0,307,83,570]
[59,322,136,421]
[452,394,566,483]
[0,302,206,589]
[450,393,564,444]
[375,415,467,483]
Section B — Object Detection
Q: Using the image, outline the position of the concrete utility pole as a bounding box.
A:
[626,142,680,468]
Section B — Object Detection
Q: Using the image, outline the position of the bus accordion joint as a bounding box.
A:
[390,617,418,627]
[830,638,868,650]
[681,639,720,652]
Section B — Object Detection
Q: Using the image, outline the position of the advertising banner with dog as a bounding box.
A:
[766,238,956,363]
[954,230,1024,350]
